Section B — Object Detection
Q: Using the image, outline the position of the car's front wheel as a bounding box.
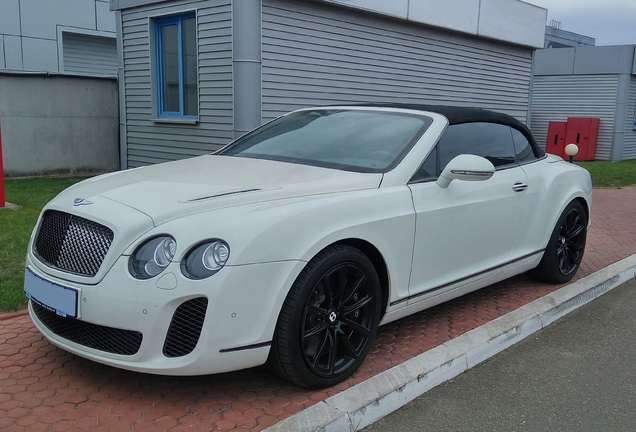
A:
[530,200,587,284]
[268,244,381,388]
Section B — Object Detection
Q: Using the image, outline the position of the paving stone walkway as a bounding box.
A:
[1,186,635,432]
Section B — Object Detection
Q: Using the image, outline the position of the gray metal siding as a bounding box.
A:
[261,0,533,123]
[530,75,618,161]
[623,77,636,160]
[62,33,118,76]
[121,0,232,167]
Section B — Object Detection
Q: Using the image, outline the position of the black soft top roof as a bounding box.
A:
[348,103,523,127]
[342,103,543,155]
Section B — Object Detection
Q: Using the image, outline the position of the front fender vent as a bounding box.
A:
[162,297,209,358]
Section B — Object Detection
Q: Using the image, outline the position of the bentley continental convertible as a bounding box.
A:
[24,105,592,388]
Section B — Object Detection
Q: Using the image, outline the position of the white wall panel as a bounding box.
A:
[479,0,547,49]
[408,0,479,35]
[21,37,59,71]
[3,35,23,69]
[19,0,96,40]
[323,0,408,19]
[97,0,117,32]
[0,0,21,35]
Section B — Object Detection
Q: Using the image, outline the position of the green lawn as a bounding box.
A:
[0,177,85,312]
[575,160,636,188]
[1,160,636,313]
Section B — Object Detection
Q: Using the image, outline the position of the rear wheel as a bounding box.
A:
[268,245,381,388]
[530,201,587,283]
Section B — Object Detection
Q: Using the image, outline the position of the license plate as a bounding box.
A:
[24,268,79,318]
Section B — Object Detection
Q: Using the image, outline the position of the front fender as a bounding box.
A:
[149,186,416,305]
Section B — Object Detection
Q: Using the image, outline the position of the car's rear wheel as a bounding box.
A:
[530,200,587,284]
[268,244,381,388]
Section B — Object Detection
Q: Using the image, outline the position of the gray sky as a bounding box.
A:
[524,0,636,46]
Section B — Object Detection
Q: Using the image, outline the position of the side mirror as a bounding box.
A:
[436,154,495,188]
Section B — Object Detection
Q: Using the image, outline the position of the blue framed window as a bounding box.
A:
[155,13,198,118]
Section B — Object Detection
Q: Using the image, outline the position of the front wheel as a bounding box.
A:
[530,200,587,284]
[268,245,382,388]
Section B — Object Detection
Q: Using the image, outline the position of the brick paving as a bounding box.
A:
[1,186,635,432]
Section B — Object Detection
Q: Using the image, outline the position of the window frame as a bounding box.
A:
[410,122,541,184]
[153,12,198,121]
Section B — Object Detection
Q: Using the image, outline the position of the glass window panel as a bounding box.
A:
[182,17,198,116]
[160,24,179,113]
[511,127,537,162]
[413,146,438,180]
[438,122,516,170]
[221,110,431,172]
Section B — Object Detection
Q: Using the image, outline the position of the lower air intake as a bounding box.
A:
[32,301,143,356]
[163,297,209,358]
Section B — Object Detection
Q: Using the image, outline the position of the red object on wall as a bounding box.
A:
[564,117,600,161]
[545,121,567,158]
[545,117,600,161]
[0,121,5,208]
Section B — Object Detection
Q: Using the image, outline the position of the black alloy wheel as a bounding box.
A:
[530,200,587,284]
[268,245,381,388]
[556,204,586,276]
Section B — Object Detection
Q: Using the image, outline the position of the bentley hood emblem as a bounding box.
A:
[73,198,93,206]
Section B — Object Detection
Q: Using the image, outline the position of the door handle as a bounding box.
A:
[512,182,528,192]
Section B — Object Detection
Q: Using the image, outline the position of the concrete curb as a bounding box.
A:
[265,253,636,432]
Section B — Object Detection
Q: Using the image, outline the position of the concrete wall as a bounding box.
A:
[0,0,115,73]
[0,74,119,176]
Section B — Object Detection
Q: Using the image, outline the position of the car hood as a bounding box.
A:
[57,155,383,226]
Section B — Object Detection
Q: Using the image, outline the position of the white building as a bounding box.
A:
[0,0,120,176]
[0,0,117,75]
[111,0,547,169]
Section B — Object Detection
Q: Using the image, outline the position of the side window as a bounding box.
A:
[154,13,198,118]
[438,122,516,172]
[511,128,537,162]
[412,147,437,181]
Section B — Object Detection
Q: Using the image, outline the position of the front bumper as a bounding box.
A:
[26,254,304,376]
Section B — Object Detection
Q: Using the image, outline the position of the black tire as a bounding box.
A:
[530,200,587,284]
[268,244,382,388]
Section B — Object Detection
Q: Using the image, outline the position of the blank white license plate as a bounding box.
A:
[24,268,79,318]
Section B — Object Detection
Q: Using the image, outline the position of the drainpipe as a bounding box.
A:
[115,9,128,170]
[232,0,262,139]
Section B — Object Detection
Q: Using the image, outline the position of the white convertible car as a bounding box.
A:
[25,105,592,388]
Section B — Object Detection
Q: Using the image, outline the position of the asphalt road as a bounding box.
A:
[363,278,636,432]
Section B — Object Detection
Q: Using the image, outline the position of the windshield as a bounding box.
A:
[218,109,432,172]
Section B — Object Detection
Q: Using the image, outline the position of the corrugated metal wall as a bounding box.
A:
[121,0,232,168]
[261,0,533,123]
[623,77,636,160]
[530,75,618,161]
[62,33,118,76]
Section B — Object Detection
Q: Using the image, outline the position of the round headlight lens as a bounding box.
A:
[181,240,230,279]
[129,236,176,280]
[202,242,230,271]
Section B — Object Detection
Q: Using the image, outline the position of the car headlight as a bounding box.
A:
[129,236,176,280]
[181,240,230,280]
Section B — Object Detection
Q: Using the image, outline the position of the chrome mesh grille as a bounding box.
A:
[35,210,114,277]
[163,297,209,358]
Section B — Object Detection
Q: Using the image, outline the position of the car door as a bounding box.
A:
[406,122,530,304]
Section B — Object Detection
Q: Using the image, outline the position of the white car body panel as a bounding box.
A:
[24,106,593,378]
